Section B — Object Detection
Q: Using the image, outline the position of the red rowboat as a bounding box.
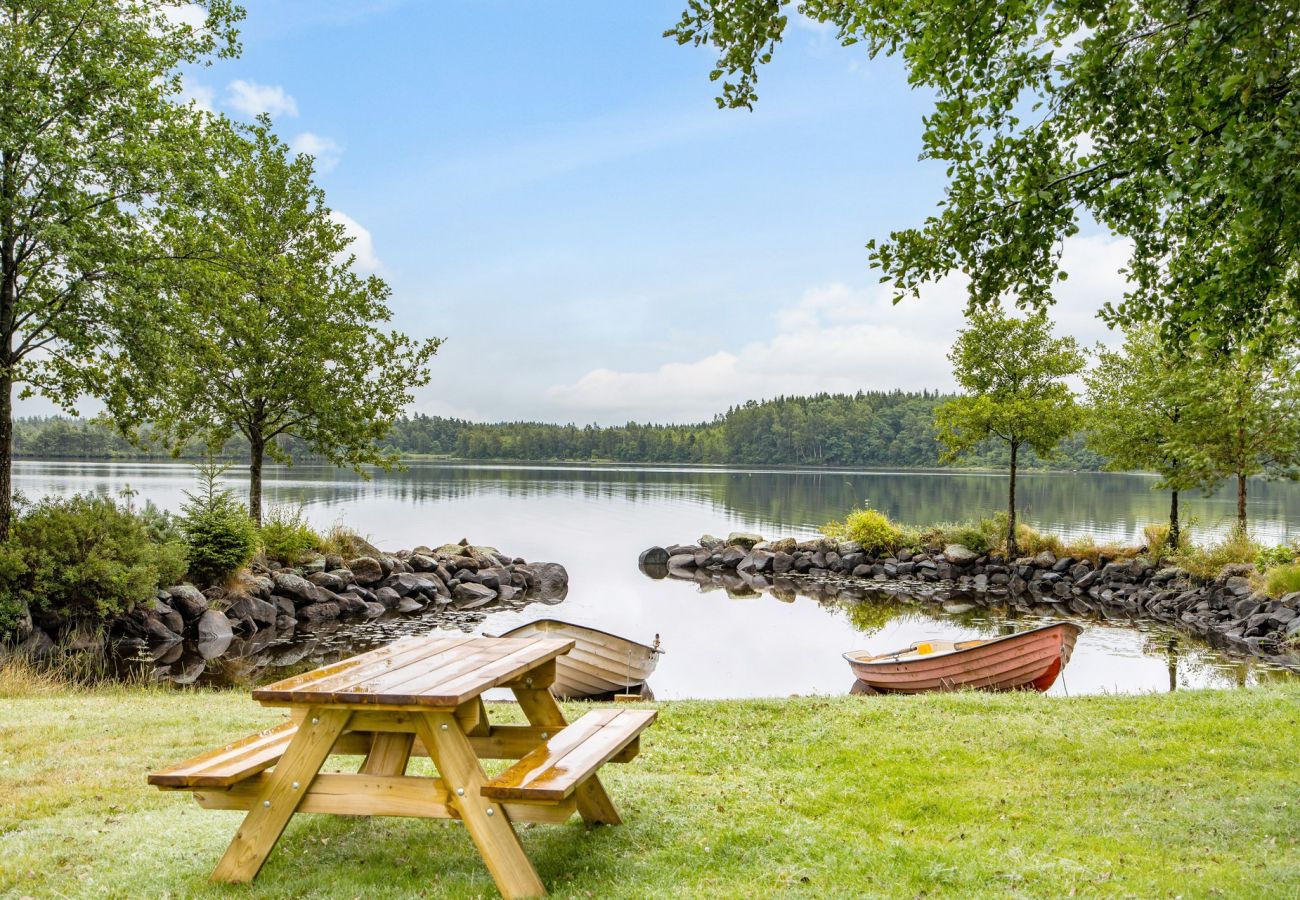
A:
[844,622,1082,694]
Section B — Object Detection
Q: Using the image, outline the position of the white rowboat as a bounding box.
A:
[492,618,662,699]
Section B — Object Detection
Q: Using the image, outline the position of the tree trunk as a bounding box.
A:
[248,430,264,527]
[1006,441,1019,558]
[0,374,10,542]
[1236,473,1247,534]
[1168,489,1180,549]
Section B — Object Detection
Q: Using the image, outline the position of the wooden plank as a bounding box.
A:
[415,711,546,900]
[193,774,575,824]
[510,688,622,825]
[482,709,656,803]
[210,707,352,883]
[421,640,573,707]
[149,721,298,788]
[347,639,569,708]
[339,638,541,701]
[359,732,414,776]
[252,636,475,704]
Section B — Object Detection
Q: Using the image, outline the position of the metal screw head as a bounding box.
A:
[525,677,533,686]
[291,782,300,791]
[311,717,319,725]
[440,723,448,731]
[263,800,271,808]
[540,731,549,739]
[456,788,465,797]
[485,807,494,817]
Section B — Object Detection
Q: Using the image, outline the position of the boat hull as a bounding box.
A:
[844,623,1081,694]
[493,619,661,700]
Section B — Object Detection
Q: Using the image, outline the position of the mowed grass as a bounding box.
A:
[1,683,1298,899]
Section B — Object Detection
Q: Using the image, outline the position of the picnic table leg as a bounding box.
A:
[359,732,414,775]
[416,711,546,900]
[210,707,351,884]
[511,688,622,826]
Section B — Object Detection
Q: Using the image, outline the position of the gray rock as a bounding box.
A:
[363,602,386,618]
[226,592,276,628]
[639,547,670,568]
[698,534,725,551]
[303,557,327,575]
[409,553,438,572]
[334,593,370,617]
[297,601,341,622]
[347,556,385,586]
[150,599,185,635]
[374,586,402,609]
[517,562,569,599]
[387,572,435,597]
[1032,551,1057,568]
[196,610,234,658]
[166,584,209,621]
[727,532,764,550]
[453,582,496,603]
[397,597,424,614]
[667,553,697,569]
[307,571,348,592]
[943,544,979,565]
[272,573,326,605]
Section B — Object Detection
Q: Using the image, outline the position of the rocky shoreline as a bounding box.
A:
[640,533,1300,668]
[8,540,568,681]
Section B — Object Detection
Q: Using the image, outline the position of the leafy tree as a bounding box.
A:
[113,120,441,524]
[0,0,242,538]
[667,1,1300,344]
[1169,334,1300,533]
[1085,327,1197,547]
[934,308,1086,556]
[179,461,256,586]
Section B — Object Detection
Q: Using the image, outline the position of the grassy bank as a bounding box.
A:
[2,682,1298,898]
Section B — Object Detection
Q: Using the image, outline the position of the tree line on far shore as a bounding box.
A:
[10,392,1107,472]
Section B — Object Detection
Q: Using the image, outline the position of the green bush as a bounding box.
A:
[259,505,323,565]
[1255,544,1297,572]
[1263,564,1300,598]
[1144,522,1193,555]
[822,506,902,555]
[1172,529,1260,581]
[181,465,257,586]
[0,494,187,631]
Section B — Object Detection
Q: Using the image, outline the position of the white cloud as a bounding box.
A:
[329,210,382,274]
[179,79,215,113]
[163,2,208,30]
[544,234,1133,423]
[290,132,343,172]
[225,79,299,118]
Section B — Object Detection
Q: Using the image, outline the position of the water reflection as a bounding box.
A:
[16,460,1300,699]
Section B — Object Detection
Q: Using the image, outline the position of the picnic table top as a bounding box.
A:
[252,635,575,709]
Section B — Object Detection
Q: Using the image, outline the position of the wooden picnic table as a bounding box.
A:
[148,635,656,899]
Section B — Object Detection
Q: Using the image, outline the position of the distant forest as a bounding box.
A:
[14,392,1106,470]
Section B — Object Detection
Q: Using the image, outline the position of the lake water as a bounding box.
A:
[15,459,1300,698]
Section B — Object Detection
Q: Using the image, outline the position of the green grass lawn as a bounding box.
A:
[1,682,1298,899]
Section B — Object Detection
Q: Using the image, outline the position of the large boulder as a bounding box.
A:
[166,584,209,622]
[297,601,341,623]
[727,532,764,550]
[517,562,569,599]
[307,571,349,593]
[452,582,497,608]
[639,547,670,567]
[272,573,326,605]
[150,599,185,636]
[387,573,437,597]
[943,544,979,565]
[374,586,402,609]
[196,610,234,659]
[347,557,385,586]
[226,592,277,628]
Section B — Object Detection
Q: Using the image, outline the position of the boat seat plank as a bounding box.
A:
[481,708,656,802]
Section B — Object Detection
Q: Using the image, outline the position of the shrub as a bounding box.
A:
[1255,544,1297,572]
[1143,522,1193,555]
[259,505,323,565]
[822,506,902,555]
[1263,564,1300,598]
[181,464,257,586]
[319,522,378,558]
[1172,529,1260,581]
[0,494,187,630]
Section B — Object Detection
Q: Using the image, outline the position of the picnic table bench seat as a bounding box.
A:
[149,709,655,802]
[482,708,656,801]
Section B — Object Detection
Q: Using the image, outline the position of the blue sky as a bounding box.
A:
[120,0,1127,425]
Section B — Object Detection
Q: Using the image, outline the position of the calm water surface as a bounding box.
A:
[15,459,1300,698]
